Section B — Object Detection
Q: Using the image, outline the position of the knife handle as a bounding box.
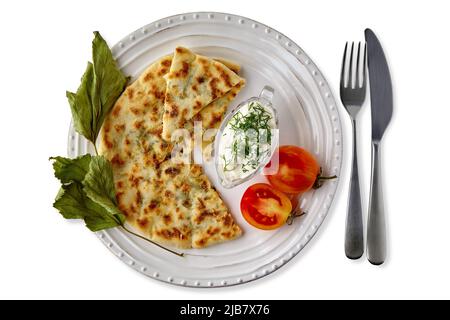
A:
[367,141,387,265]
[345,120,364,259]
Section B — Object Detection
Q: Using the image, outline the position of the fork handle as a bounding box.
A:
[367,141,386,265]
[345,120,364,259]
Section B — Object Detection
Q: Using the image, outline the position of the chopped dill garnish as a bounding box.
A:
[221,101,273,173]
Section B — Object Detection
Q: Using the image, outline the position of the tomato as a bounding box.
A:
[287,193,300,211]
[240,183,292,230]
[265,145,335,194]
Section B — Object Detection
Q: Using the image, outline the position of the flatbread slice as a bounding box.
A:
[187,80,246,160]
[112,159,242,249]
[188,164,242,248]
[99,55,173,167]
[162,47,244,141]
[213,58,241,74]
[154,162,242,248]
[99,52,244,249]
[101,54,244,163]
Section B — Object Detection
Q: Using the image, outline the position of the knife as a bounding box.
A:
[365,28,393,265]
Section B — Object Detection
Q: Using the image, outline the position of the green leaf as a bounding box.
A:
[50,155,92,184]
[67,63,95,143]
[82,156,125,225]
[53,182,122,231]
[67,31,127,145]
[91,31,128,140]
[50,153,183,255]
[54,184,87,220]
[51,154,125,231]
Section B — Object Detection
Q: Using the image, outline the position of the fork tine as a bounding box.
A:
[348,42,355,88]
[362,42,367,87]
[356,42,361,87]
[340,42,348,89]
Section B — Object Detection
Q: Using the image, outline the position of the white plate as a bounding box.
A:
[67,12,342,287]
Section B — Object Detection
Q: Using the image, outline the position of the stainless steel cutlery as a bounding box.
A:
[340,42,366,260]
[340,29,392,265]
[365,28,393,265]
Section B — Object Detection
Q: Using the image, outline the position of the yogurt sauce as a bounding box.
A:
[217,99,277,187]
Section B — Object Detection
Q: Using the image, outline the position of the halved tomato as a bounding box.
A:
[240,183,292,230]
[265,145,335,194]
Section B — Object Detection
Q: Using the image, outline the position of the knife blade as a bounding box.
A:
[365,28,393,265]
[365,28,393,141]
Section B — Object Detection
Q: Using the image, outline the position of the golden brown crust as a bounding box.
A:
[162,47,244,141]
[99,51,244,249]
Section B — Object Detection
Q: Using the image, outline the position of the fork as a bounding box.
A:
[340,42,367,259]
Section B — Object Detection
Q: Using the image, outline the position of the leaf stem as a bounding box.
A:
[92,142,99,156]
[120,225,184,257]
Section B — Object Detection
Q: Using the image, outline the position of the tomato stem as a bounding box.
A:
[287,211,307,225]
[313,167,337,189]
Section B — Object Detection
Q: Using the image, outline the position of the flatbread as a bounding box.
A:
[99,51,244,249]
[100,55,244,164]
[99,55,173,167]
[212,58,241,74]
[162,47,244,141]
[108,157,242,249]
[150,162,242,248]
[187,80,245,160]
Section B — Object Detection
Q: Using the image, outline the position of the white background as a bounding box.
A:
[1,0,449,300]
